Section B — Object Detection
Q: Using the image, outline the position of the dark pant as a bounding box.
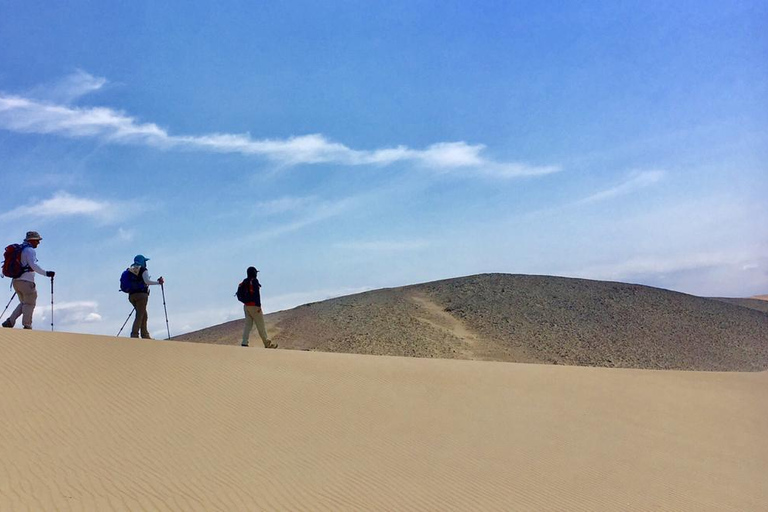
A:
[129,292,150,338]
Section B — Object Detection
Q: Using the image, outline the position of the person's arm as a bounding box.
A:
[22,247,48,276]
[142,271,163,286]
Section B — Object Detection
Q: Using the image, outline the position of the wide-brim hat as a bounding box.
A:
[25,231,42,241]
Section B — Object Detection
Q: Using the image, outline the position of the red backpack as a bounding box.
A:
[2,244,30,279]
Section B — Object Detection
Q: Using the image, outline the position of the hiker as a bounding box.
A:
[236,266,277,348]
[121,254,164,339]
[2,231,55,330]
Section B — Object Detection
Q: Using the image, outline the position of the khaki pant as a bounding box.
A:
[129,292,151,338]
[243,305,269,346]
[8,280,37,328]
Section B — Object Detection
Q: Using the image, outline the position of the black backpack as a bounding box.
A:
[236,278,258,303]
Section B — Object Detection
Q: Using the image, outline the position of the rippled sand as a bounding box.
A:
[1,329,766,511]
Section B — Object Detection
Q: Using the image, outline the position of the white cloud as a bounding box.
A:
[568,249,761,282]
[0,191,154,226]
[334,239,431,251]
[27,70,108,104]
[0,73,561,179]
[116,227,135,242]
[0,95,167,143]
[255,196,317,216]
[578,170,665,204]
[0,191,113,221]
[35,301,102,326]
[244,196,359,241]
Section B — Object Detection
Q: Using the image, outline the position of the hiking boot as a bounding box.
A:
[141,335,153,340]
[241,343,249,347]
[22,326,32,330]
[264,340,278,349]
[1,319,12,328]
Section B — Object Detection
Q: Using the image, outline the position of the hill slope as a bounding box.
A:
[177,274,768,371]
[714,297,768,315]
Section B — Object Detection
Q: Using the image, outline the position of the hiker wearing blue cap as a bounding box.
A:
[119,254,164,339]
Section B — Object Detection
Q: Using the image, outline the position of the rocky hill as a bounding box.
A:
[176,274,768,371]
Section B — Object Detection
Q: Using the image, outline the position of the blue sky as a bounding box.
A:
[1,1,766,336]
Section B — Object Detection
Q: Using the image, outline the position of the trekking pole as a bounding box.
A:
[50,276,54,332]
[1,292,17,321]
[117,309,135,337]
[160,282,171,340]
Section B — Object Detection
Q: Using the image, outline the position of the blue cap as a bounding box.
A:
[133,254,150,266]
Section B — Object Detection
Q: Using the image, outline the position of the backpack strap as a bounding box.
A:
[17,243,32,274]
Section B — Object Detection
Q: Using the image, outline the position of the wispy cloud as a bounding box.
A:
[0,191,112,221]
[0,190,149,225]
[577,170,665,205]
[334,239,431,251]
[247,196,357,241]
[516,170,666,221]
[567,249,761,282]
[27,69,108,104]
[0,72,561,179]
[115,227,135,242]
[255,196,318,216]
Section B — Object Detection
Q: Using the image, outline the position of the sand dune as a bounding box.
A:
[1,329,766,511]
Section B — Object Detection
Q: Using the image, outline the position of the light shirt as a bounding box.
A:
[16,246,47,283]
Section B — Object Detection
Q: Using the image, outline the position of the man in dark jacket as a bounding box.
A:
[237,266,277,348]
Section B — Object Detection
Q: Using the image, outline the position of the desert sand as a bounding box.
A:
[1,328,766,511]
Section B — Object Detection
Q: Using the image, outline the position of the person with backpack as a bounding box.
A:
[120,254,164,339]
[2,231,55,330]
[237,266,277,348]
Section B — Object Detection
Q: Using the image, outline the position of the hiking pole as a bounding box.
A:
[1,292,17,321]
[50,276,54,332]
[117,309,135,337]
[160,282,171,340]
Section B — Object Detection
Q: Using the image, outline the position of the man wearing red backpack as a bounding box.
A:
[2,231,55,330]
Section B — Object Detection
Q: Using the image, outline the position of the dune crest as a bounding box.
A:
[1,329,766,511]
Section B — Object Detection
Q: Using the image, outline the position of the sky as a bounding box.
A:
[1,1,766,337]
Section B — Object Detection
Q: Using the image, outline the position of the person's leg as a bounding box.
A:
[253,307,272,347]
[129,293,148,338]
[6,282,24,326]
[20,282,37,329]
[9,281,37,329]
[140,298,151,339]
[6,281,29,327]
[242,305,254,346]
[6,301,22,325]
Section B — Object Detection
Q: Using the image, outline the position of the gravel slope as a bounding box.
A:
[176,274,768,371]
